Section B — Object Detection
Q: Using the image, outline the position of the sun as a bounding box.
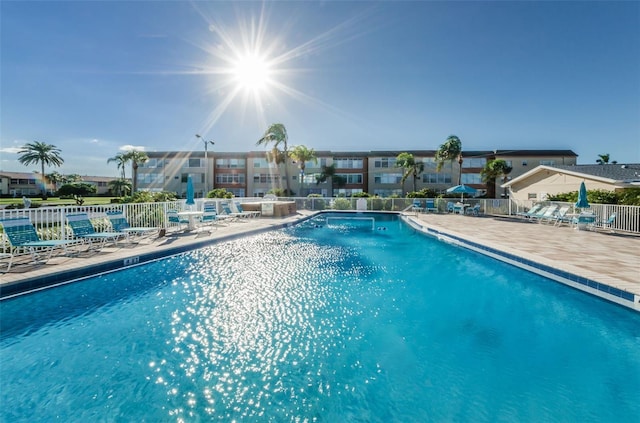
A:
[231,52,272,93]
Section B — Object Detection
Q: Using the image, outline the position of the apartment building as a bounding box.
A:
[136,149,577,198]
[0,171,116,197]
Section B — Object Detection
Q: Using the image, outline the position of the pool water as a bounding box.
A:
[1,213,639,421]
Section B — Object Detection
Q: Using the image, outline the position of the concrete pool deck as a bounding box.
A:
[1,211,639,309]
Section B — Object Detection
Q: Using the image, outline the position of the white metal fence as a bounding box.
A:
[1,197,639,250]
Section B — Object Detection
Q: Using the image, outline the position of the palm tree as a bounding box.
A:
[108,178,132,197]
[46,171,64,191]
[395,152,424,194]
[481,159,513,198]
[596,154,610,165]
[435,135,463,185]
[289,145,317,196]
[122,150,148,193]
[107,152,129,179]
[17,141,64,199]
[257,123,291,195]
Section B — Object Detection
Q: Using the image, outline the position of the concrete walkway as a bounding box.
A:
[2,211,639,308]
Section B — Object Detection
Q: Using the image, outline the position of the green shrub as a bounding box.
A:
[332,198,351,210]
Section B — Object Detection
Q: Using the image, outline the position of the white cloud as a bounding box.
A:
[0,147,22,154]
[119,145,146,152]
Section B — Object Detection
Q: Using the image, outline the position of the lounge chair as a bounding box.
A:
[166,210,189,231]
[531,205,558,223]
[551,206,571,226]
[594,213,617,232]
[446,202,455,213]
[106,211,157,242]
[220,201,246,220]
[411,200,424,213]
[66,213,125,249]
[425,199,438,213]
[233,201,260,218]
[199,202,227,228]
[516,204,542,219]
[465,204,481,216]
[0,216,77,271]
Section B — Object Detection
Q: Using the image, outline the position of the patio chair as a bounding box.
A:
[516,204,543,219]
[411,200,424,213]
[233,201,260,218]
[66,213,125,249]
[0,216,77,271]
[425,199,438,213]
[594,213,617,232]
[446,202,455,213]
[199,202,227,228]
[551,206,571,226]
[166,210,189,232]
[465,204,481,216]
[530,205,556,222]
[220,201,246,220]
[106,211,157,242]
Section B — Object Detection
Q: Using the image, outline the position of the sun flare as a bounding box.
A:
[231,53,272,93]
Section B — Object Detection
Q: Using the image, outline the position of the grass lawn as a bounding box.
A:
[0,197,117,207]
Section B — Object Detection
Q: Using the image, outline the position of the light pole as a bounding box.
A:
[195,134,215,198]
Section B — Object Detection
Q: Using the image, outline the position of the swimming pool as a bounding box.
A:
[2,213,639,421]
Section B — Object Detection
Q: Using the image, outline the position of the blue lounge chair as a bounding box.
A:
[166,210,189,231]
[446,202,455,213]
[411,200,424,213]
[594,213,617,232]
[66,213,125,249]
[425,199,438,213]
[198,202,226,228]
[0,216,76,271]
[106,211,157,242]
[233,201,260,218]
[465,204,481,216]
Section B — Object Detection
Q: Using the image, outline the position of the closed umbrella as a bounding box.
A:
[575,181,590,210]
[446,184,477,202]
[185,175,195,209]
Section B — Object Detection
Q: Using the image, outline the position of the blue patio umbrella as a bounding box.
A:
[575,181,590,209]
[185,175,195,208]
[446,184,477,201]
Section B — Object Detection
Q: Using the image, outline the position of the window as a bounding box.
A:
[462,158,486,168]
[216,158,246,169]
[253,158,271,168]
[142,159,162,168]
[422,173,452,184]
[422,158,439,169]
[539,160,555,166]
[461,173,482,184]
[227,188,245,197]
[334,188,363,196]
[373,189,403,197]
[333,158,363,169]
[253,174,280,183]
[522,160,528,166]
[528,193,537,200]
[187,158,202,168]
[374,173,403,184]
[215,173,245,184]
[181,173,204,183]
[137,174,164,184]
[336,173,363,184]
[373,158,397,168]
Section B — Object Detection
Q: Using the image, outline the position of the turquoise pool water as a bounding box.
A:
[1,213,639,421]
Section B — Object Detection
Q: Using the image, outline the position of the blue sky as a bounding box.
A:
[1,1,639,177]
